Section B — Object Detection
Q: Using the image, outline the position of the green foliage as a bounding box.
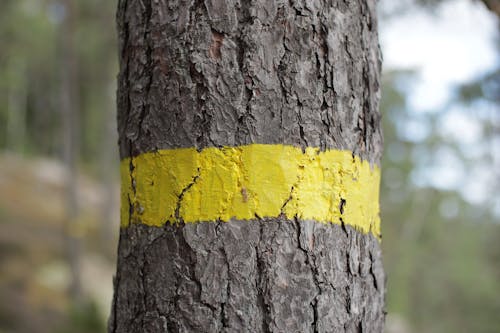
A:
[0,2,118,332]
[53,300,106,333]
[381,70,500,333]
[457,68,500,104]
[0,0,118,170]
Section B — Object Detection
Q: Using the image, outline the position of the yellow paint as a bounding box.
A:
[120,144,380,236]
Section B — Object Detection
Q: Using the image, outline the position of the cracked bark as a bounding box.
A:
[111,0,385,332]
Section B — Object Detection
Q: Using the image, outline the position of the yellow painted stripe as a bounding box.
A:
[120,144,380,236]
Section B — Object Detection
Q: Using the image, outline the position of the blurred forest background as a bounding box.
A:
[0,0,498,332]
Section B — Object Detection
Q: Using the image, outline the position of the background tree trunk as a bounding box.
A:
[60,0,82,301]
[5,59,27,153]
[110,0,385,332]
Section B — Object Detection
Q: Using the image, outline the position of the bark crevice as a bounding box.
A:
[174,168,201,221]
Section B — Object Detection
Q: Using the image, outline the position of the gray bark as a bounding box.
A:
[110,0,385,332]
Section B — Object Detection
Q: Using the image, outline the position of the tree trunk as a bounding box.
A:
[60,0,82,301]
[5,59,27,154]
[110,1,385,332]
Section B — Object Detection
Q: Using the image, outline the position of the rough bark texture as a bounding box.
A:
[111,0,385,332]
[116,0,382,163]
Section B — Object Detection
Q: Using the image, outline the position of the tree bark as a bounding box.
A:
[110,1,385,332]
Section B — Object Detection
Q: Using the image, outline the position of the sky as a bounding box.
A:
[380,0,498,112]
